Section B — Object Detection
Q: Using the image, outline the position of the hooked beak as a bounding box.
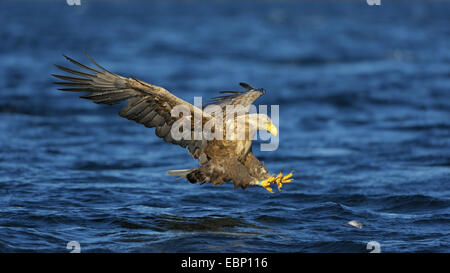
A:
[266,122,278,136]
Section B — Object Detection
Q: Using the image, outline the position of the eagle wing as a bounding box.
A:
[53,55,210,159]
[206,82,265,113]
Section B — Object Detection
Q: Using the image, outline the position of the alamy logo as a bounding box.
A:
[366,241,381,253]
[169,98,280,152]
[366,0,381,5]
[66,0,81,6]
[66,241,81,253]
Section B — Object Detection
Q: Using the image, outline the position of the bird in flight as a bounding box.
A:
[52,55,293,192]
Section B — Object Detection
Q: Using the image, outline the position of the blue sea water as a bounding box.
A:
[0,0,449,253]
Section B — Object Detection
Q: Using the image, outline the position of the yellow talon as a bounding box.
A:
[259,178,274,193]
[266,177,276,183]
[259,171,294,193]
[277,182,283,191]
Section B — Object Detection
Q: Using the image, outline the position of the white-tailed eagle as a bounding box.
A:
[53,55,293,192]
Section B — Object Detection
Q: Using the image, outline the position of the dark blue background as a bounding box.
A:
[0,0,449,252]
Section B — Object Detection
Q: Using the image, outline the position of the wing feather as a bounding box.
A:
[53,54,210,159]
[206,82,265,113]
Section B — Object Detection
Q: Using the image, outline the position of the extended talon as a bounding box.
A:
[258,171,294,192]
[259,177,275,193]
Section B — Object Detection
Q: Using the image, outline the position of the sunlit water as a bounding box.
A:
[0,0,449,252]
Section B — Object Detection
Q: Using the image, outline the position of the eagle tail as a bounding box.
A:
[167,168,208,184]
[166,168,195,177]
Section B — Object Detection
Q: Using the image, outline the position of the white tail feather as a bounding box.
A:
[166,168,194,177]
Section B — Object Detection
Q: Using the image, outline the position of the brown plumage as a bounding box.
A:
[52,55,292,192]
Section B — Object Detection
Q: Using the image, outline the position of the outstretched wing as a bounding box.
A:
[53,54,210,159]
[206,82,266,113]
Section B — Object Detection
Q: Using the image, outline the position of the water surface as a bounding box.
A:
[0,0,449,252]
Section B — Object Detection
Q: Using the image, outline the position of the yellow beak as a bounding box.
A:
[266,122,278,136]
